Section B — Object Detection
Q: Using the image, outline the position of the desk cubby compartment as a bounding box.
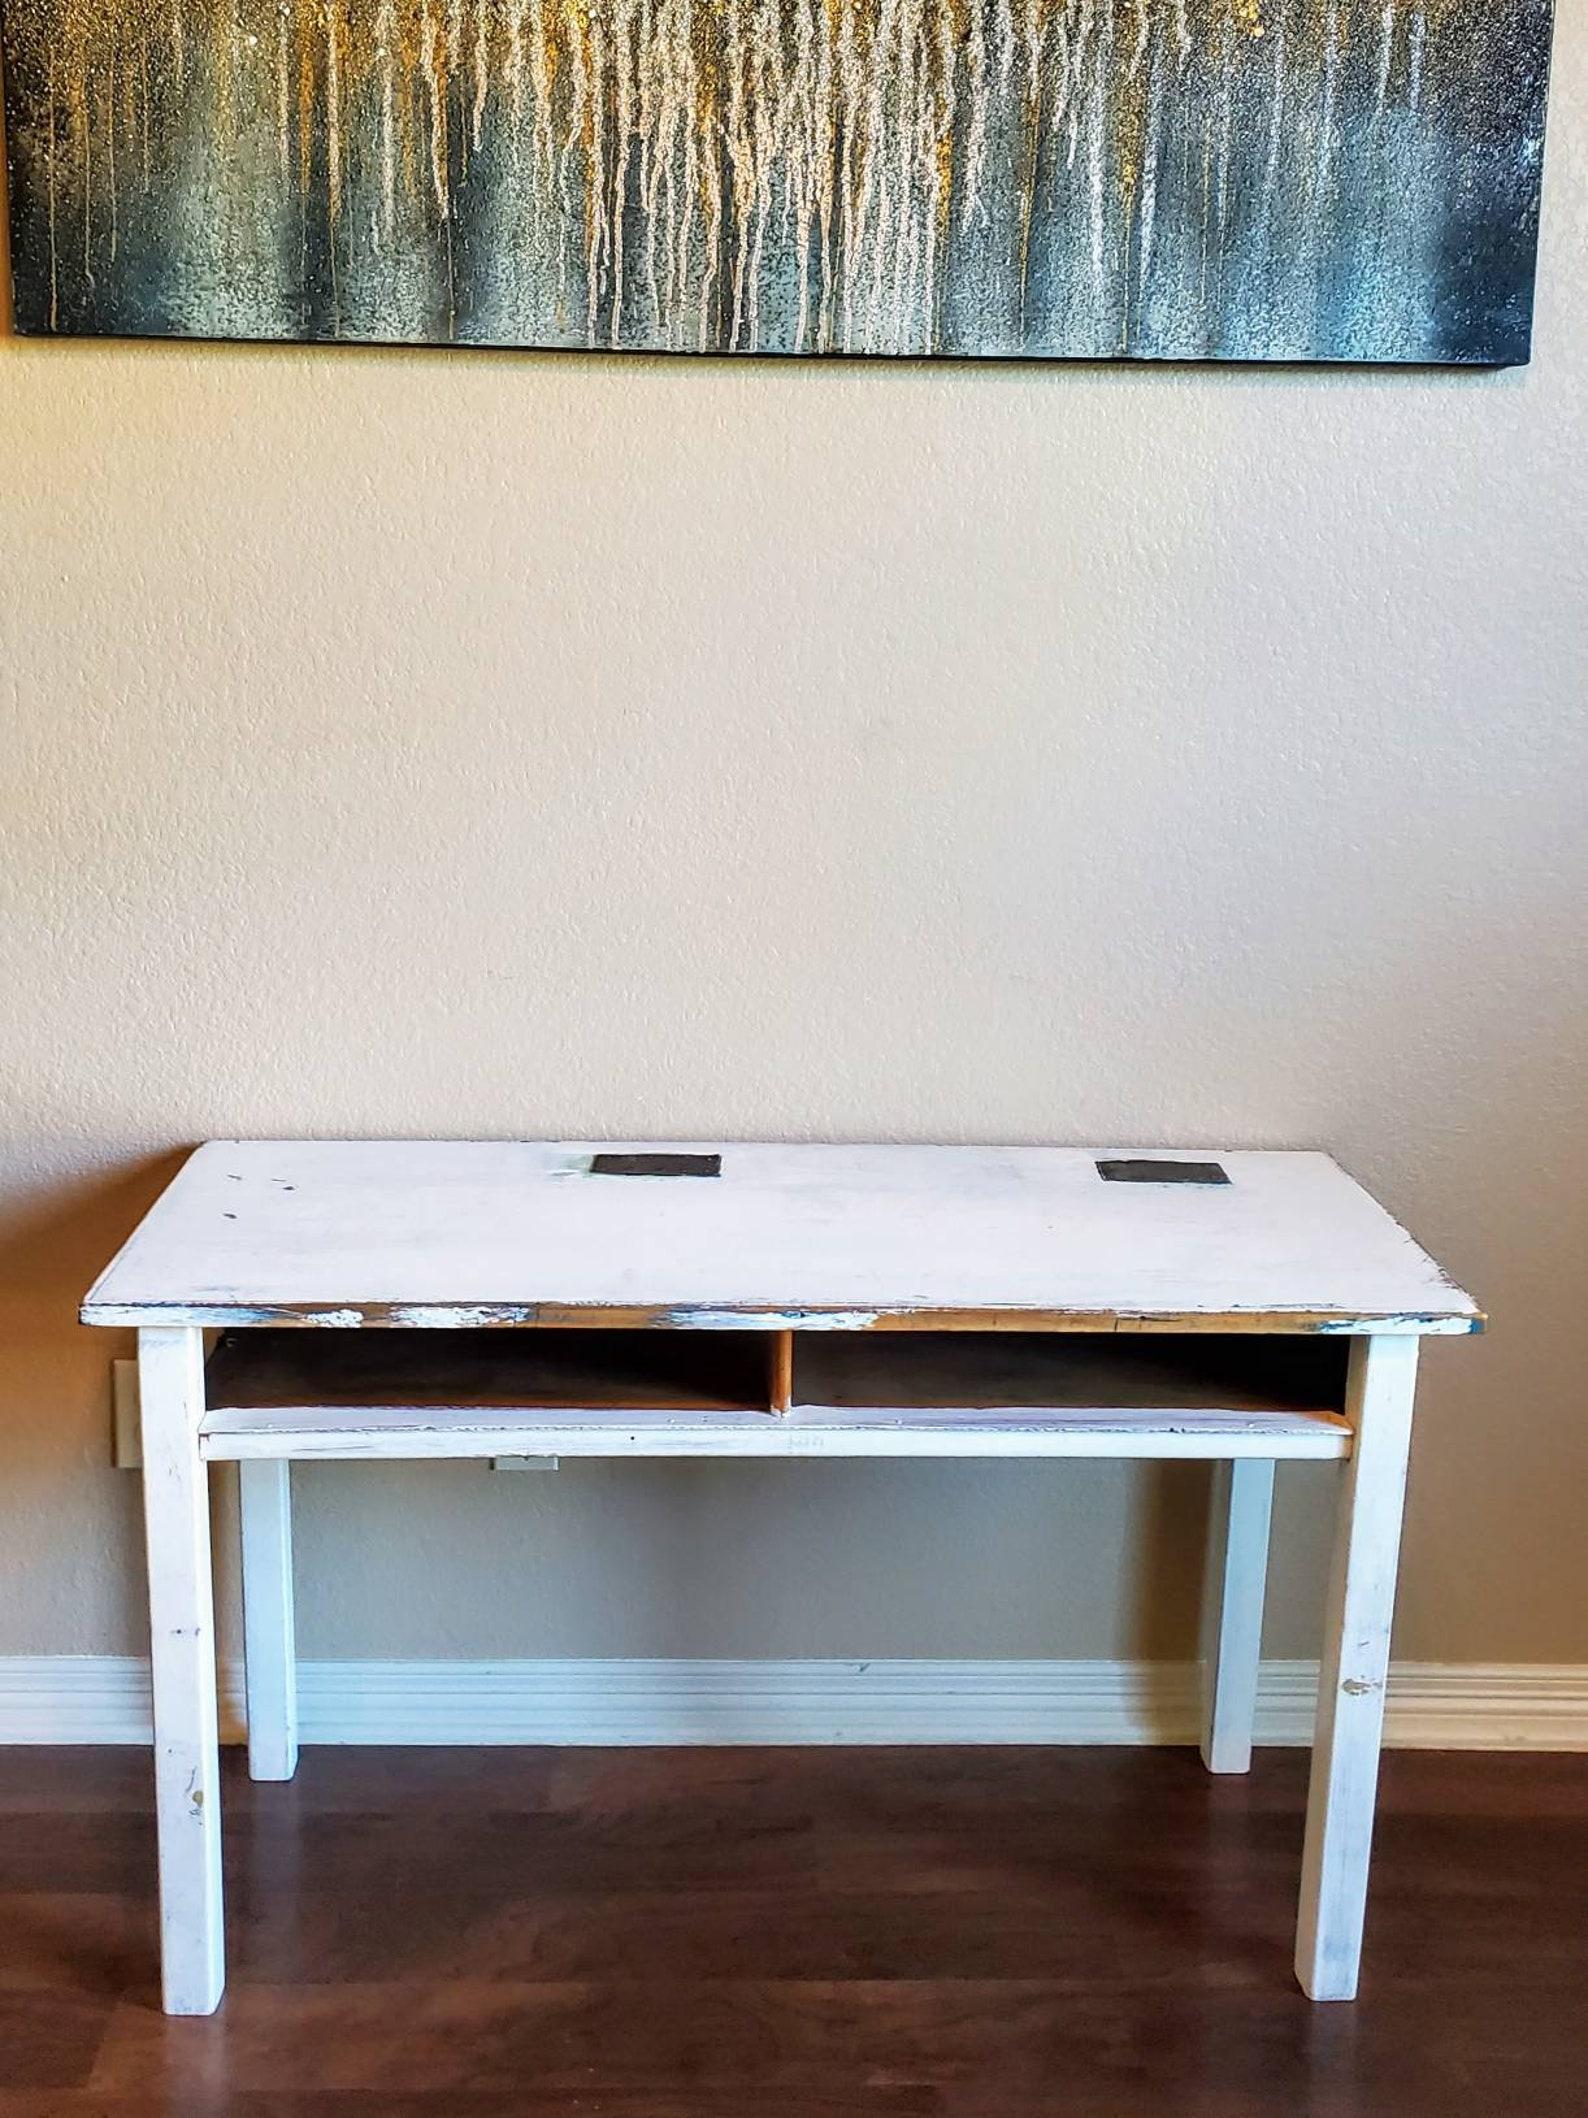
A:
[201,1328,779,1458]
[200,1325,1354,1461]
[785,1331,1354,1457]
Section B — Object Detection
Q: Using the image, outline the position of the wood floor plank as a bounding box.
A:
[0,1987,113,2090]
[0,1746,1581,2117]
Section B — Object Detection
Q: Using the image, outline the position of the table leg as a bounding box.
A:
[1295,1333,1418,2001]
[138,1325,226,2015]
[240,1460,300,1781]
[1199,1458,1275,1773]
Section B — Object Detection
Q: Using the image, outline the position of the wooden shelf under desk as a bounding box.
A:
[199,1328,1353,1461]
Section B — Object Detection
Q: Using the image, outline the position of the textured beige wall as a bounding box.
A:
[3,19,1585,1671]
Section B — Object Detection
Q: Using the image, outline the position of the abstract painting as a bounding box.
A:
[0,0,1554,360]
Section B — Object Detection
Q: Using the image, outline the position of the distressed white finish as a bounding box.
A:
[82,1141,1480,1332]
[201,1404,1353,1460]
[136,1326,225,2016]
[1296,1334,1420,2001]
[89,1144,1471,2012]
[239,1461,299,1782]
[1199,1459,1276,1773]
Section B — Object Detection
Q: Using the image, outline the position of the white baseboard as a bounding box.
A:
[1,1655,1584,1749]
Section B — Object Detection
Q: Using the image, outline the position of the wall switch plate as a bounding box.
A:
[112,1360,142,1469]
[490,1456,561,1471]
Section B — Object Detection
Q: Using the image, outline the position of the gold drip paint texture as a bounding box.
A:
[0,0,1555,357]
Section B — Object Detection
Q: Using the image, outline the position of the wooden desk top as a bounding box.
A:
[81,1141,1480,1334]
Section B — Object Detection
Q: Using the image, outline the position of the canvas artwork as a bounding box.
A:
[0,0,1554,361]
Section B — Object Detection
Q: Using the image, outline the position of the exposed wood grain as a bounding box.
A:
[791,1333,1348,1413]
[207,1329,774,1415]
[770,1331,795,1416]
[198,1328,1354,1460]
[81,1142,1481,1333]
[207,1328,1348,1417]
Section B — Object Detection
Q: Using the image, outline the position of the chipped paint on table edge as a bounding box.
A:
[80,1301,1485,1334]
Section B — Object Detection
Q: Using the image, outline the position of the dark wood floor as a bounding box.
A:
[1,1744,1584,2116]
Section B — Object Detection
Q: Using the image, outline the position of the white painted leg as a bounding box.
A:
[1295,1334,1419,2002]
[1199,1457,1275,1774]
[137,1325,225,2015]
[239,1460,299,1782]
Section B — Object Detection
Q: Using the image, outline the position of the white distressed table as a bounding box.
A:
[82,1140,1480,2015]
